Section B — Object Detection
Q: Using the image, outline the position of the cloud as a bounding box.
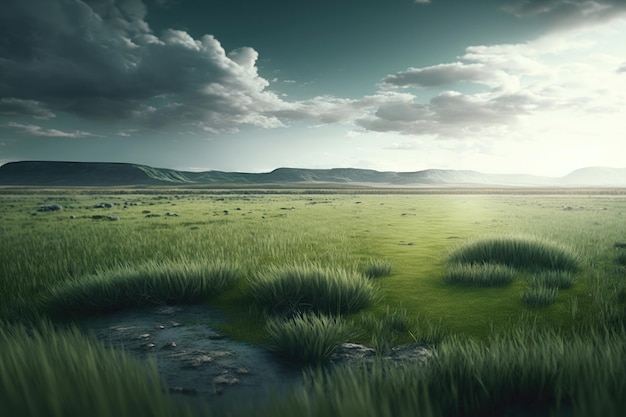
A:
[0,99,56,120]
[6,122,95,138]
[502,0,626,25]
[355,17,626,138]
[0,0,288,132]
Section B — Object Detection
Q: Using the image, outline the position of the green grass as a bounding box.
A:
[443,263,517,286]
[529,270,576,290]
[445,235,580,272]
[261,328,626,417]
[44,259,241,316]
[266,313,352,365]
[0,321,196,417]
[249,264,376,316]
[364,259,393,278]
[521,286,560,307]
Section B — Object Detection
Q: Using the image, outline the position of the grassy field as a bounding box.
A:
[1,188,626,416]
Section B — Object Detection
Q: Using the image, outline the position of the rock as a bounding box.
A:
[208,332,226,340]
[213,373,239,386]
[189,355,213,368]
[95,202,114,208]
[235,368,250,375]
[330,343,431,366]
[161,341,177,350]
[38,204,63,212]
[107,215,119,221]
[138,333,151,339]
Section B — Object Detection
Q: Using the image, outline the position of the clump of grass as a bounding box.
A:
[443,263,517,287]
[616,251,626,267]
[359,307,414,355]
[529,270,576,289]
[266,313,351,365]
[249,264,375,316]
[261,329,626,417]
[521,286,559,307]
[0,321,195,417]
[46,259,241,316]
[364,259,392,278]
[446,235,580,272]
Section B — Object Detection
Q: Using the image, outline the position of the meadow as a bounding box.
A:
[1,188,626,416]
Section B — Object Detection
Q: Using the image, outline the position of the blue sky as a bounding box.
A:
[1,0,625,176]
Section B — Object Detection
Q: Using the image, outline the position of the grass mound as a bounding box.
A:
[249,264,375,316]
[0,322,194,417]
[521,286,560,307]
[443,263,517,287]
[364,259,393,279]
[529,270,576,290]
[266,313,351,365]
[46,259,240,315]
[445,235,580,272]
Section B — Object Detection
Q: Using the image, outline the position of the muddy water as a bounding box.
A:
[74,305,303,415]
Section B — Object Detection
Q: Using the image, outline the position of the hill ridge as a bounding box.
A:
[1,161,626,187]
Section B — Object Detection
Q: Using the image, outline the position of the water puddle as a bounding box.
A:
[74,305,303,414]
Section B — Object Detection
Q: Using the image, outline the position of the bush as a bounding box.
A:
[249,264,375,316]
[364,259,392,279]
[46,259,241,315]
[266,313,351,365]
[445,235,580,272]
[443,263,517,287]
[521,286,559,307]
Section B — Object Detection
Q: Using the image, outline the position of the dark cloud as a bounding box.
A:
[502,0,626,23]
[0,99,56,119]
[0,0,285,130]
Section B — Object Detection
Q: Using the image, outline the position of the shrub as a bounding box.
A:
[46,259,241,316]
[0,322,194,417]
[364,259,392,279]
[443,263,517,287]
[266,313,351,365]
[249,264,375,316]
[446,235,580,272]
[616,252,626,267]
[521,286,559,307]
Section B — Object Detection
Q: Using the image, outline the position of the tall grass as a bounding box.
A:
[45,259,240,316]
[0,321,197,417]
[266,313,352,365]
[364,259,392,279]
[445,235,580,272]
[520,286,560,307]
[249,264,375,316]
[529,270,576,290]
[260,328,626,417]
[443,263,517,287]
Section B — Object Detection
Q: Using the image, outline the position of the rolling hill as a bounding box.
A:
[1,161,625,187]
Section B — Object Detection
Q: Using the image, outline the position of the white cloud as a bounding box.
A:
[6,123,95,138]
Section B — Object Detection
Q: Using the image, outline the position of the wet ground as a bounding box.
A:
[74,305,303,415]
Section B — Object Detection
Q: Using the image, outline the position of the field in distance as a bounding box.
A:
[2,188,625,339]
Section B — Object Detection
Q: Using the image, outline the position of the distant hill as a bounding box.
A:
[1,161,626,187]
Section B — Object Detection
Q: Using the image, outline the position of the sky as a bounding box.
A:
[1,0,625,176]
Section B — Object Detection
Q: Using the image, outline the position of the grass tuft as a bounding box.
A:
[443,263,517,287]
[45,259,241,316]
[446,235,580,272]
[364,259,392,279]
[521,286,559,307]
[249,264,375,316]
[266,313,351,365]
[529,270,576,290]
[0,321,194,417]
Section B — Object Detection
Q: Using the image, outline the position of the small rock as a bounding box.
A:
[208,332,226,340]
[189,355,213,368]
[213,374,239,386]
[157,325,165,330]
[138,333,151,339]
[161,341,177,350]
[235,368,250,375]
[145,343,155,349]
